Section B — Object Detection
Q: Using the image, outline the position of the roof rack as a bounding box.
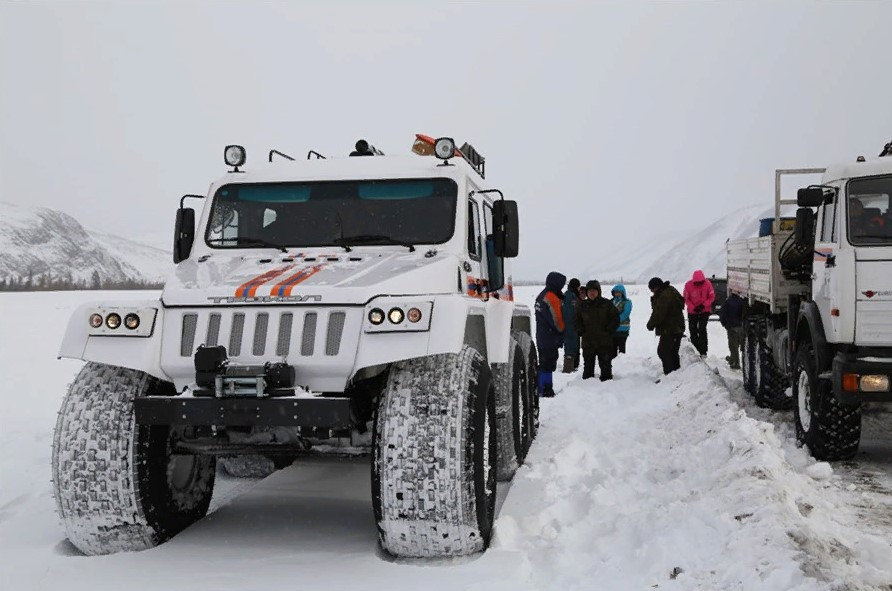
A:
[457,142,485,179]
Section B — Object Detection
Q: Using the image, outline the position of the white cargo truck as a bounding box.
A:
[727,144,892,460]
[52,136,538,558]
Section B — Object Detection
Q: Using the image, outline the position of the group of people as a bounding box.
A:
[534,272,633,397]
[534,269,725,397]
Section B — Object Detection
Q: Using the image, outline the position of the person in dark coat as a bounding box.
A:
[535,271,566,397]
[561,278,582,373]
[575,280,620,381]
[646,277,686,375]
[718,292,745,370]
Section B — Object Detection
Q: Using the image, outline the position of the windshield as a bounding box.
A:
[848,175,892,245]
[205,178,457,250]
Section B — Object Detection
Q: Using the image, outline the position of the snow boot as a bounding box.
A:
[561,355,574,374]
[542,385,556,398]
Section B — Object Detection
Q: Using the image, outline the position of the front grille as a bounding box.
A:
[277,313,293,356]
[301,313,318,356]
[178,309,348,361]
[253,313,269,356]
[229,313,245,356]
[206,313,221,347]
[181,314,198,357]
[326,312,346,356]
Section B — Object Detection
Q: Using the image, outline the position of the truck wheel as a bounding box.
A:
[793,341,861,461]
[493,338,525,480]
[372,345,496,558]
[52,363,216,555]
[513,330,539,445]
[754,328,791,410]
[741,319,757,395]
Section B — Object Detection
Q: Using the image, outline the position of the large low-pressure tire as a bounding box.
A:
[741,318,757,395]
[493,338,526,481]
[793,341,861,461]
[52,363,216,555]
[754,323,792,410]
[513,330,539,446]
[372,345,496,558]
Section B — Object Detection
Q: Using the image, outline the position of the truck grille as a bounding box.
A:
[179,309,349,359]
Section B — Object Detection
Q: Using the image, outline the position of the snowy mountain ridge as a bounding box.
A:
[581,203,773,284]
[0,201,172,285]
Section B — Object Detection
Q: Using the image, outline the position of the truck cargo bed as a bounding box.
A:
[726,229,809,313]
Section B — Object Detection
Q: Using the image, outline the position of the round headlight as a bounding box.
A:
[368,308,385,325]
[124,313,140,330]
[407,307,422,323]
[434,137,456,160]
[105,313,122,329]
[224,144,246,167]
[388,307,405,324]
[89,313,103,328]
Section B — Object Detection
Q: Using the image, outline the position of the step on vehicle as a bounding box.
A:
[727,142,892,460]
[52,135,539,557]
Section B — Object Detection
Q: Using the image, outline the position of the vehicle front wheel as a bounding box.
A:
[372,345,496,558]
[52,363,215,555]
[793,341,861,461]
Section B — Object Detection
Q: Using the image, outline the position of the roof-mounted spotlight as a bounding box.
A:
[434,137,456,162]
[224,145,246,172]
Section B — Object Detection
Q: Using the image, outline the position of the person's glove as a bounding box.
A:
[646,321,654,331]
[694,304,705,314]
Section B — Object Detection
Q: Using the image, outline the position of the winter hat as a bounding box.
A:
[568,278,581,291]
[647,277,663,291]
[585,280,601,292]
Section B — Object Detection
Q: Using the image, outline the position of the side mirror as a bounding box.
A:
[492,200,519,258]
[174,208,196,263]
[797,187,825,207]
[794,207,815,246]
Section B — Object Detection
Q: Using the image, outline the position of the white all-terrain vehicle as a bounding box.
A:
[52,135,538,558]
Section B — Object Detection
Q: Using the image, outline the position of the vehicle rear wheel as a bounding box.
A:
[793,341,861,460]
[741,318,757,395]
[513,330,539,445]
[754,322,791,410]
[52,363,215,555]
[493,338,525,480]
[372,345,496,557]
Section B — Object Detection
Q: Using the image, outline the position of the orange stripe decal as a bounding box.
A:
[270,264,325,297]
[235,265,296,298]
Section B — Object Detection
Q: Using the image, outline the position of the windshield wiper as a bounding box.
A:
[334,234,416,252]
[208,236,288,252]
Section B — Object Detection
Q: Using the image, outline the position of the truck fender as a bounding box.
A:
[58,301,170,383]
[796,301,832,372]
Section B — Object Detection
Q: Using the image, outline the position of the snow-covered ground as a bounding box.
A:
[3,287,892,590]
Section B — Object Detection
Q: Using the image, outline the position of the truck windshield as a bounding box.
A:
[848,175,892,245]
[205,178,457,250]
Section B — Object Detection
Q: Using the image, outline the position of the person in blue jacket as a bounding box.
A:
[611,284,633,356]
[534,271,566,398]
[561,278,581,373]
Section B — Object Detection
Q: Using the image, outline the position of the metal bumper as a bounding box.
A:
[134,396,353,429]
[833,353,892,404]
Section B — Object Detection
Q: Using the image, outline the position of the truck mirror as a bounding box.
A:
[794,207,815,246]
[492,200,519,258]
[174,207,196,263]
[797,187,825,207]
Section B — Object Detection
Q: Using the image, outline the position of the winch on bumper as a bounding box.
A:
[134,344,352,430]
[833,351,892,404]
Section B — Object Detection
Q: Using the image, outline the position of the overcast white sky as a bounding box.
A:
[2,1,892,279]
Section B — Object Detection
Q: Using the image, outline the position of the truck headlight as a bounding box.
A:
[105,313,122,329]
[368,308,385,325]
[388,307,405,324]
[861,375,890,392]
[124,313,140,330]
[89,313,103,328]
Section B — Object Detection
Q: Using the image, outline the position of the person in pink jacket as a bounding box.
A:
[683,270,714,357]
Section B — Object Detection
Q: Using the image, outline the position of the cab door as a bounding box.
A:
[812,184,841,342]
